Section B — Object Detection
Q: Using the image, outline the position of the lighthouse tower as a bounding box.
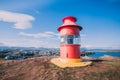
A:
[51,16,92,68]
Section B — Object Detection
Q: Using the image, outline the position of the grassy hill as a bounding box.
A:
[0,56,120,80]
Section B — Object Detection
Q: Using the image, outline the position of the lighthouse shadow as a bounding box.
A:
[81,56,104,63]
[81,59,104,67]
[90,59,104,62]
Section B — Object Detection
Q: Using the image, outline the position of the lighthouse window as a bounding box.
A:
[74,36,80,44]
[60,36,66,44]
[67,38,73,44]
[67,35,74,44]
[60,35,80,44]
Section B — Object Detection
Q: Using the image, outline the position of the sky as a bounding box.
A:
[0,0,120,49]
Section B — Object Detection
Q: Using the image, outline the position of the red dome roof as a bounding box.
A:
[62,16,77,22]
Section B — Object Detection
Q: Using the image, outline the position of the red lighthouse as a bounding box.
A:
[58,16,82,60]
[51,16,91,68]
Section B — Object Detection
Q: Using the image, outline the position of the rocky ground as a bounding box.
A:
[0,56,120,80]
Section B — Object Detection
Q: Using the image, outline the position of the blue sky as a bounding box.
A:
[0,0,120,49]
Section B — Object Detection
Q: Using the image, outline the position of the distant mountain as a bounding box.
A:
[0,46,59,50]
[0,46,10,49]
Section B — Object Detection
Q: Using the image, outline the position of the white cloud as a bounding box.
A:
[0,38,59,48]
[80,34,86,37]
[0,39,42,48]
[80,34,86,42]
[19,31,59,38]
[18,31,60,48]
[0,10,35,29]
[0,31,59,48]
[81,44,93,48]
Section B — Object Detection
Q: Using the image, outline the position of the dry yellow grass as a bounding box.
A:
[0,56,120,80]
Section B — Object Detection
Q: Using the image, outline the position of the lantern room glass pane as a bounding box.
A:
[67,35,74,44]
[60,36,66,44]
[74,36,80,44]
[60,35,80,44]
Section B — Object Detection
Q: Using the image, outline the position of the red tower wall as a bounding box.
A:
[60,44,80,59]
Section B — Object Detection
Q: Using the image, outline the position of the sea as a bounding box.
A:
[87,52,120,58]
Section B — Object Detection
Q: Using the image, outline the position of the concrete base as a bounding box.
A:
[51,58,92,68]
